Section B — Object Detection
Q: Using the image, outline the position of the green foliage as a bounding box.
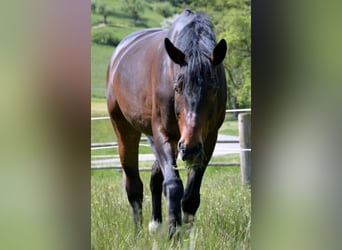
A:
[91,1,96,12]
[187,0,251,108]
[160,13,180,28]
[220,9,250,108]
[121,0,147,26]
[154,2,174,18]
[90,0,251,109]
[216,0,251,108]
[92,27,121,46]
[95,2,115,24]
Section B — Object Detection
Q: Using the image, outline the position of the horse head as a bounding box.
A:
[165,38,227,168]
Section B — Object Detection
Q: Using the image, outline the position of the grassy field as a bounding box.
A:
[91,167,251,250]
[91,0,167,100]
[91,45,114,99]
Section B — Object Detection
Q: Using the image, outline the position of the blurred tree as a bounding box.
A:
[186,0,251,109]
[122,0,146,26]
[214,0,251,109]
[91,1,97,13]
[96,3,113,25]
[155,2,174,18]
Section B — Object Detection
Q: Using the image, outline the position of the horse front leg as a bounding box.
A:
[182,168,205,225]
[182,131,218,225]
[163,169,184,238]
[153,133,184,238]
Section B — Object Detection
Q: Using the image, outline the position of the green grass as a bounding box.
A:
[91,0,166,100]
[91,44,114,99]
[219,117,239,136]
[91,118,114,143]
[92,0,166,28]
[91,167,251,249]
[91,97,108,116]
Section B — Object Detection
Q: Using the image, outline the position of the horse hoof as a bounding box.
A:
[183,213,195,224]
[148,220,161,234]
[168,225,177,239]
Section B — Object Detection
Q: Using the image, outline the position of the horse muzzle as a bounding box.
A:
[178,141,204,164]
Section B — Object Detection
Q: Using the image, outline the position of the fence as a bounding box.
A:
[90,109,251,121]
[91,109,251,184]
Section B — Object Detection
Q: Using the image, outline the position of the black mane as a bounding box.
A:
[176,12,217,58]
[170,11,219,96]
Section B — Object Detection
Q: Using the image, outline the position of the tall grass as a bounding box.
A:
[91,167,251,249]
[91,44,113,99]
[91,0,166,100]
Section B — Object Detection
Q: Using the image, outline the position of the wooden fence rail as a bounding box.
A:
[90,109,251,121]
[91,138,240,150]
[91,109,251,184]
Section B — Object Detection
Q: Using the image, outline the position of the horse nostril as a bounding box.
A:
[178,141,203,161]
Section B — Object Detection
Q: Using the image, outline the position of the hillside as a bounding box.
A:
[91,0,251,110]
[91,0,168,100]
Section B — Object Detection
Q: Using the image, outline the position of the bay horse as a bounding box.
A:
[106,9,227,237]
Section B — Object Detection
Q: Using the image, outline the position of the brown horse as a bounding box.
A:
[107,9,227,237]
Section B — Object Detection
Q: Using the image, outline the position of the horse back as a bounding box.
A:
[107,28,167,135]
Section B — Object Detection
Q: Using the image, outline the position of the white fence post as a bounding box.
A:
[238,113,251,185]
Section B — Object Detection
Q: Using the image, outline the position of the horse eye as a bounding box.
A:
[174,104,180,118]
[174,82,183,93]
[174,74,184,93]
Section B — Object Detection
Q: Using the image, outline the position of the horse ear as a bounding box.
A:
[211,39,227,65]
[165,38,186,65]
